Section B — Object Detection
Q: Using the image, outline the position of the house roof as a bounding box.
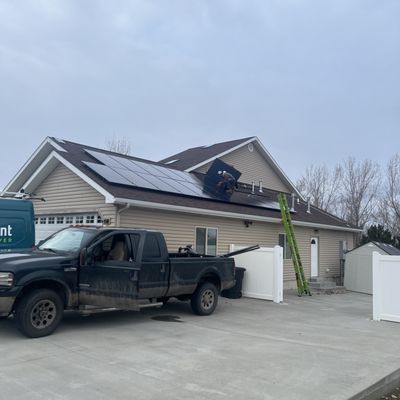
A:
[160,137,254,170]
[159,136,303,199]
[4,137,360,232]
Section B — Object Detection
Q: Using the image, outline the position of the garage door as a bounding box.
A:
[35,213,102,243]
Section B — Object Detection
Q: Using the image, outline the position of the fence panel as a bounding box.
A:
[373,252,400,323]
[229,245,283,303]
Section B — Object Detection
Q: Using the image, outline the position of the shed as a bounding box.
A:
[344,242,400,294]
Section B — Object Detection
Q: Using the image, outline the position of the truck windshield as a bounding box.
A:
[38,228,97,253]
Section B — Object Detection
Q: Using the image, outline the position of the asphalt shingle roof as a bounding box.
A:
[50,138,358,231]
[159,137,254,170]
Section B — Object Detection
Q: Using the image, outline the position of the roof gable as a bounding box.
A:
[160,136,302,198]
[159,137,254,170]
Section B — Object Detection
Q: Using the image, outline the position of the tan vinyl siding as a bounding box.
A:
[195,144,290,193]
[33,163,116,224]
[119,206,354,287]
[282,227,354,284]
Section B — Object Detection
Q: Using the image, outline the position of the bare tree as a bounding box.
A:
[296,164,342,213]
[338,157,381,229]
[106,135,132,155]
[375,154,400,236]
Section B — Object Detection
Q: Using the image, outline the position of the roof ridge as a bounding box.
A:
[159,136,256,163]
[51,137,174,168]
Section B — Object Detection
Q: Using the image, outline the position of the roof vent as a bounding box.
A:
[307,198,311,214]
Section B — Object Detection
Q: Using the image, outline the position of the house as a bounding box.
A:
[4,136,360,289]
[344,241,400,294]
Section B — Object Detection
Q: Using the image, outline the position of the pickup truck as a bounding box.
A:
[0,227,247,338]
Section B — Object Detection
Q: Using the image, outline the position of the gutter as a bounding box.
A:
[113,197,361,233]
[116,203,130,227]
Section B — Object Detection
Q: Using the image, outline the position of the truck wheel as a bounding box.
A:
[15,289,64,338]
[191,282,218,316]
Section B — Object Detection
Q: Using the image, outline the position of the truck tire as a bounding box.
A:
[191,282,218,316]
[15,289,64,338]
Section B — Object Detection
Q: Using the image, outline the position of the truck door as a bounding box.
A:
[137,233,169,299]
[79,233,139,309]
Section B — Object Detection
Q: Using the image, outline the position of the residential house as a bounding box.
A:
[4,136,359,289]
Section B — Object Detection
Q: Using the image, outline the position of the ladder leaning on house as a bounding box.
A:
[277,193,311,297]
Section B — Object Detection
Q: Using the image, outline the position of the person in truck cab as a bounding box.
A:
[107,236,127,261]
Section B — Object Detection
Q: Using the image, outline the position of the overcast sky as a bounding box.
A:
[0,0,399,190]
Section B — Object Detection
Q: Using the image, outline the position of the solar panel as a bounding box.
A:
[83,162,133,186]
[84,149,281,211]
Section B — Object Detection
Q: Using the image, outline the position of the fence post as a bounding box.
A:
[273,245,283,303]
[372,251,381,321]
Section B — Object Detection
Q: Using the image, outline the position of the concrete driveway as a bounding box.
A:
[0,292,400,400]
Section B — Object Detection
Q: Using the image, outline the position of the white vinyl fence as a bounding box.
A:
[373,252,400,323]
[229,245,283,303]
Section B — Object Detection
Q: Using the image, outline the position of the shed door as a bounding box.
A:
[311,237,319,277]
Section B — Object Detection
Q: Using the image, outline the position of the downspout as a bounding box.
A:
[116,203,130,227]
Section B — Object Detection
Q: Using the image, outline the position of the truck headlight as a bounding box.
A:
[0,272,14,287]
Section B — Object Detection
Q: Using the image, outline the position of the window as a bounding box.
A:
[66,216,74,224]
[130,234,140,260]
[48,217,55,224]
[35,217,38,225]
[56,216,64,224]
[38,228,97,253]
[86,215,95,224]
[279,234,292,260]
[143,234,161,260]
[40,217,46,224]
[97,216,103,224]
[196,227,217,256]
[75,216,84,224]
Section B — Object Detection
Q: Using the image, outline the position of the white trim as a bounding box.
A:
[48,137,68,153]
[113,197,361,233]
[278,233,291,260]
[195,226,218,255]
[20,151,115,203]
[4,137,66,192]
[185,137,256,173]
[254,138,304,200]
[184,137,304,200]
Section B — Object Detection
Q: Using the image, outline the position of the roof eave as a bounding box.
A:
[18,150,115,204]
[113,197,361,233]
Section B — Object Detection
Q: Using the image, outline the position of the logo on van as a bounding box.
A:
[0,225,13,244]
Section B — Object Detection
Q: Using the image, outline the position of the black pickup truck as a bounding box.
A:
[0,227,253,338]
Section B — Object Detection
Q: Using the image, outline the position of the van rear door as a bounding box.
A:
[0,199,35,252]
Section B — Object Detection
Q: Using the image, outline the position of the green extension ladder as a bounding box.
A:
[277,193,311,296]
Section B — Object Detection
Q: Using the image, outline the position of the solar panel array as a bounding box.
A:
[84,150,212,199]
[83,149,281,211]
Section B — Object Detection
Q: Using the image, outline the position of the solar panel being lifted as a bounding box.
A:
[83,149,281,211]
